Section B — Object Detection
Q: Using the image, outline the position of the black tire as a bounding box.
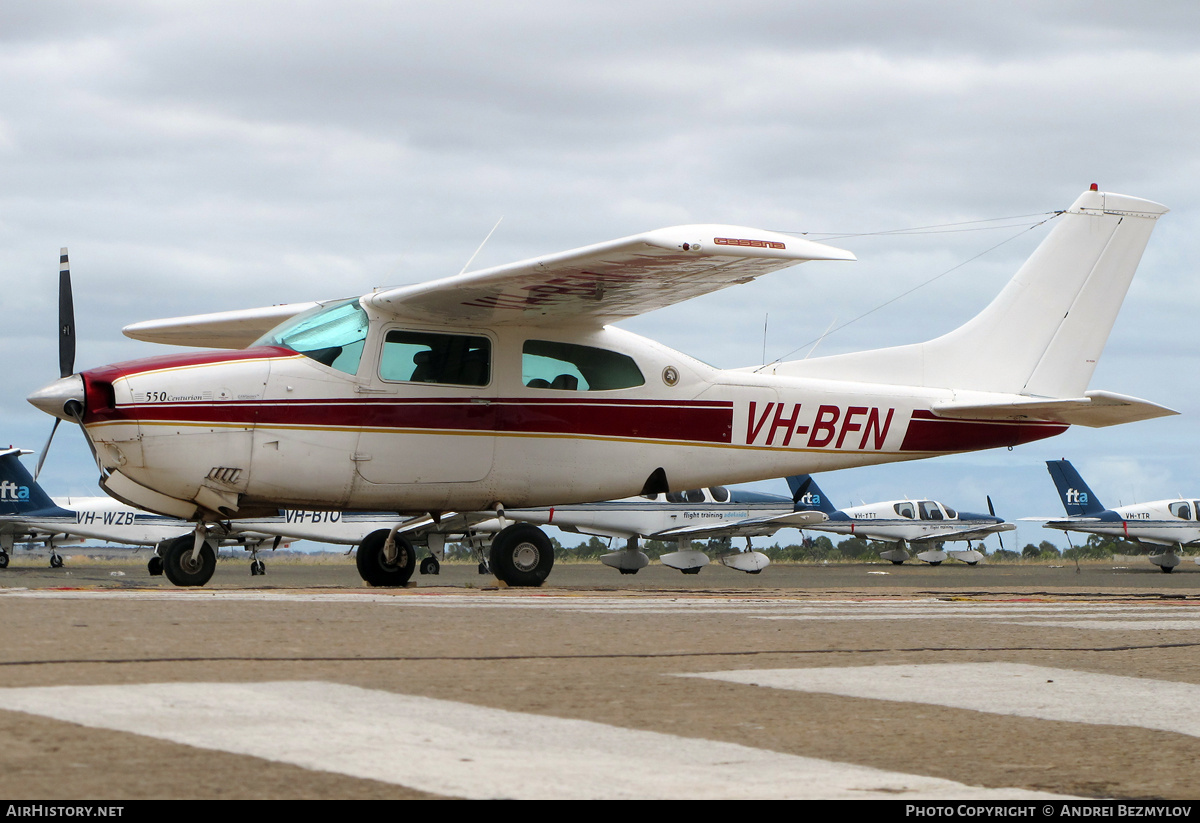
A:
[478,562,489,575]
[162,535,216,587]
[420,556,440,575]
[681,567,701,575]
[928,561,942,566]
[251,559,265,576]
[356,530,416,587]
[0,552,8,569]
[1161,565,1174,574]
[489,524,554,587]
[891,560,904,566]
[49,554,63,569]
[147,556,163,576]
[618,568,639,575]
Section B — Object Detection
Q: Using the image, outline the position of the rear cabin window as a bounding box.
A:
[1171,502,1193,520]
[380,330,491,386]
[894,503,915,519]
[522,340,644,391]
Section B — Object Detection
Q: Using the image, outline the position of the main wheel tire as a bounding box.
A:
[420,556,440,575]
[162,536,217,587]
[356,530,416,587]
[0,552,8,569]
[147,555,164,576]
[49,554,63,569]
[489,524,554,587]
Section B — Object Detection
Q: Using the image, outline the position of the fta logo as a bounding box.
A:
[0,481,30,501]
[1064,487,1089,505]
[797,492,822,507]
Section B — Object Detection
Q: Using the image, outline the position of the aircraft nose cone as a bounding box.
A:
[28,374,85,421]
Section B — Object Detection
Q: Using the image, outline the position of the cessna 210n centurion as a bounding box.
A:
[1042,459,1200,572]
[789,475,1014,565]
[28,188,1174,588]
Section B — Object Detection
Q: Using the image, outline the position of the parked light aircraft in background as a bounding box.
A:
[0,446,203,570]
[28,189,1173,588]
[1041,459,1200,572]
[0,445,388,580]
[789,475,1014,565]
[469,479,826,574]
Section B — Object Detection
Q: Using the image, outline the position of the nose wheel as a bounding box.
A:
[162,534,217,587]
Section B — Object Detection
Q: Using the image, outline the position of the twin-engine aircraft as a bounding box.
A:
[28,189,1174,587]
[788,475,1013,565]
[1042,459,1200,572]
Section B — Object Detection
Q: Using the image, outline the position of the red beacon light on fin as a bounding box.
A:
[1090,183,1099,191]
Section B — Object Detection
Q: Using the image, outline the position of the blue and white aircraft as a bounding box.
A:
[470,480,827,575]
[1042,459,1200,572]
[789,475,1013,565]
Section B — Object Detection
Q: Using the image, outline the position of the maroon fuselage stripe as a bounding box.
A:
[899,410,1067,452]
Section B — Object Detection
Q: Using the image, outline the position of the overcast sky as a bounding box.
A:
[3,1,1199,553]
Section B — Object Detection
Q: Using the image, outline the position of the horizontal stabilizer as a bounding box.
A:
[931,391,1177,429]
[123,301,323,349]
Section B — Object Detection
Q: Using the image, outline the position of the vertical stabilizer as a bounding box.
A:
[0,449,58,515]
[1046,460,1106,516]
[788,475,838,514]
[776,190,1168,397]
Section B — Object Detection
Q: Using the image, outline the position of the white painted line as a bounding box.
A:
[1001,620,1200,631]
[0,681,1065,800]
[685,663,1200,738]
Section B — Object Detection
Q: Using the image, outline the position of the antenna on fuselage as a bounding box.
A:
[459,217,505,276]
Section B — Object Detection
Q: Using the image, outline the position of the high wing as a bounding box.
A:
[651,510,827,540]
[365,225,854,327]
[121,226,854,348]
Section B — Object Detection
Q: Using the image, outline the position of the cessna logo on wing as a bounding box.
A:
[0,481,29,501]
[745,402,895,450]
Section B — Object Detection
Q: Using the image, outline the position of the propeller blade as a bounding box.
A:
[32,418,61,482]
[58,248,75,378]
[986,495,1005,550]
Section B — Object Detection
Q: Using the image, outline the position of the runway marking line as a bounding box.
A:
[685,662,1200,738]
[0,680,1067,800]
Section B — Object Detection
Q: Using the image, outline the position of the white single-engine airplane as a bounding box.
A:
[789,475,1014,565]
[471,479,826,575]
[28,188,1173,588]
[1041,459,1200,572]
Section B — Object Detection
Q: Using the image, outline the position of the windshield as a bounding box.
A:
[254,299,368,376]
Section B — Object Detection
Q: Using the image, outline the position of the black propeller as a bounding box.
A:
[59,248,75,378]
[33,248,78,481]
[987,494,1006,551]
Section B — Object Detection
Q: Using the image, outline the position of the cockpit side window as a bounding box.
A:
[919,501,943,520]
[1170,501,1192,520]
[893,502,915,519]
[666,489,705,504]
[522,340,644,391]
[380,330,491,386]
[256,299,368,376]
